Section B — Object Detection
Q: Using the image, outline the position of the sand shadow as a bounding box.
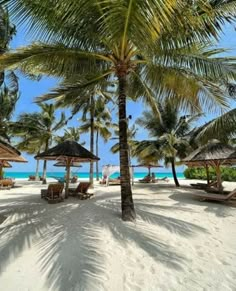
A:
[0,187,207,291]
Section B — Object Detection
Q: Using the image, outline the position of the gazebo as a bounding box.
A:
[35,140,99,198]
[132,163,163,176]
[183,140,236,192]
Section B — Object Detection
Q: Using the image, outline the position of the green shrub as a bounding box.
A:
[184,166,236,182]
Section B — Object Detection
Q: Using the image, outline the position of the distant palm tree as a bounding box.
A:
[80,98,113,180]
[12,104,66,179]
[16,138,43,180]
[134,102,200,186]
[1,1,235,220]
[55,127,82,144]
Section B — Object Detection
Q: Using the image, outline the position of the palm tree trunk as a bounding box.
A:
[118,73,136,221]
[89,96,95,187]
[171,158,180,187]
[35,159,40,181]
[42,140,49,183]
[96,129,99,181]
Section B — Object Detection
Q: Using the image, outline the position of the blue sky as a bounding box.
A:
[5,21,236,174]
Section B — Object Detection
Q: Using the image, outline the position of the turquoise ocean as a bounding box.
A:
[3,171,185,179]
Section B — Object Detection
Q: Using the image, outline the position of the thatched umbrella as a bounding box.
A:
[183,140,236,192]
[35,140,99,198]
[0,161,11,179]
[132,163,163,176]
[0,140,27,179]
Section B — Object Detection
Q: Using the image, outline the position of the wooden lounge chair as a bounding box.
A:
[70,176,78,183]
[69,182,93,199]
[190,181,217,189]
[190,188,236,202]
[139,176,151,183]
[108,178,121,185]
[41,183,64,203]
[153,177,169,183]
[0,179,15,189]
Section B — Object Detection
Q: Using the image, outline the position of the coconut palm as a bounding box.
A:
[134,102,200,186]
[12,104,66,179]
[0,1,236,220]
[0,5,18,141]
[79,98,113,181]
[54,127,82,144]
[189,107,236,145]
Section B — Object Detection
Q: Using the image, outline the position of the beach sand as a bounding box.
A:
[0,179,236,291]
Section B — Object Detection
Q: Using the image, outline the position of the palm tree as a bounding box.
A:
[134,102,200,186]
[79,98,113,181]
[15,138,43,180]
[55,127,82,144]
[0,5,18,141]
[12,104,66,179]
[0,1,236,220]
[190,107,236,145]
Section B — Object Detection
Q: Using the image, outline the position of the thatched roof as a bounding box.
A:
[0,139,20,156]
[0,140,27,163]
[0,161,12,168]
[183,140,236,165]
[35,140,99,162]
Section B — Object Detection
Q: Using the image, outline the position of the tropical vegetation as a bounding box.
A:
[133,101,200,186]
[12,103,66,179]
[0,1,236,220]
[184,166,236,182]
[79,96,113,181]
[0,5,18,142]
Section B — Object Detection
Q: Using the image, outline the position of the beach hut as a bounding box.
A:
[183,140,236,192]
[35,140,99,198]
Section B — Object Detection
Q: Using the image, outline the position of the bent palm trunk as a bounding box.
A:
[118,74,136,221]
[171,158,180,187]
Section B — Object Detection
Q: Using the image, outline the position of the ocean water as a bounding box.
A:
[3,171,185,179]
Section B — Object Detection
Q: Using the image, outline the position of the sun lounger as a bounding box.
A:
[139,176,152,183]
[154,177,169,183]
[204,187,229,195]
[108,178,121,185]
[69,182,93,199]
[41,183,64,203]
[0,179,15,189]
[190,181,217,189]
[189,188,236,202]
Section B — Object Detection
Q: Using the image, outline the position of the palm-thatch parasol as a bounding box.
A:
[183,140,236,192]
[0,161,12,168]
[132,163,163,176]
[35,140,99,198]
[0,139,27,179]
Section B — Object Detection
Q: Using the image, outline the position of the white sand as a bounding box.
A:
[0,179,236,291]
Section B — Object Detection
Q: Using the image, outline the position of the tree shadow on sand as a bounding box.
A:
[0,186,208,291]
[169,189,236,218]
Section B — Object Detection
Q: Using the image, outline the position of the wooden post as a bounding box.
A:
[65,158,71,199]
[205,164,210,185]
[215,162,223,193]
